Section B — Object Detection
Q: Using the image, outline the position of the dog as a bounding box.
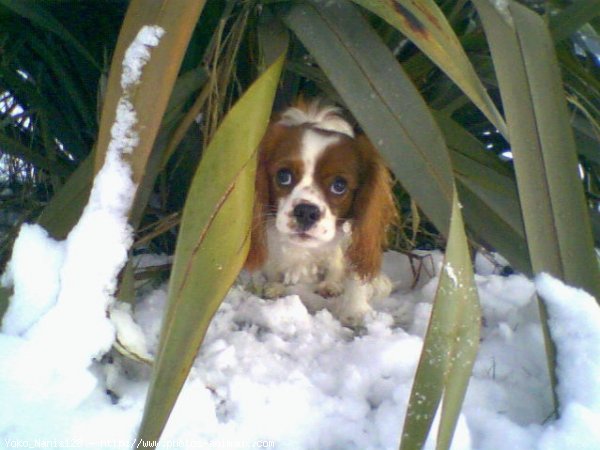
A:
[244,100,397,325]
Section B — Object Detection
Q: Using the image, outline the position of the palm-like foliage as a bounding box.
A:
[1,0,599,448]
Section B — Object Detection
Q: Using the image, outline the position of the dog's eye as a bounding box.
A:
[276,168,293,186]
[330,177,347,195]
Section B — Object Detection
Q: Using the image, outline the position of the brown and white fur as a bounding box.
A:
[245,100,397,325]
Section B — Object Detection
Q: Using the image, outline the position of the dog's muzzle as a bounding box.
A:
[293,202,321,231]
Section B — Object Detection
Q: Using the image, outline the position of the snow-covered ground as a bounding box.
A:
[1,238,599,450]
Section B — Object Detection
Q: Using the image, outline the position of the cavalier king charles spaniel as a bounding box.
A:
[245,100,397,325]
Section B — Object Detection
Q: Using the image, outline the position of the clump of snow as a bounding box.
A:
[110,302,152,363]
[121,26,165,89]
[1,224,65,336]
[466,274,551,433]
[113,25,165,159]
[140,288,431,449]
[445,262,459,287]
[474,251,510,276]
[535,274,600,450]
[0,23,165,442]
[2,244,599,449]
[536,274,600,410]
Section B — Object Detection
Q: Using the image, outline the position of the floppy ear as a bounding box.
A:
[244,140,271,271]
[347,135,398,279]
[245,121,290,271]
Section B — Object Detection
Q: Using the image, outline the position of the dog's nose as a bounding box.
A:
[293,203,321,231]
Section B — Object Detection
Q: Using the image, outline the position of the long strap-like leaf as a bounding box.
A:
[136,45,287,449]
[550,0,600,42]
[401,190,481,450]
[435,113,531,273]
[0,0,99,69]
[350,0,507,138]
[474,0,600,300]
[93,0,207,186]
[0,133,73,177]
[474,0,600,419]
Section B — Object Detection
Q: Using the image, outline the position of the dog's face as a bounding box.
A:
[246,102,397,279]
[268,126,359,248]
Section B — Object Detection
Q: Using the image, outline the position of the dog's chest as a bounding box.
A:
[263,225,346,285]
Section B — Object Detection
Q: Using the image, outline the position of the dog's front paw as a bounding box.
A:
[263,281,287,299]
[316,280,344,298]
[331,298,372,328]
[338,305,373,328]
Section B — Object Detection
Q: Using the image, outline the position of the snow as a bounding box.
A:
[444,263,459,287]
[1,224,65,336]
[534,274,600,450]
[2,239,600,449]
[121,26,165,90]
[0,23,166,449]
[110,302,153,363]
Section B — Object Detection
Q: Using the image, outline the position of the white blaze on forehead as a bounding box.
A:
[278,103,354,138]
[299,130,339,188]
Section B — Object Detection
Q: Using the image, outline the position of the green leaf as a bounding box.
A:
[573,115,600,166]
[93,0,207,185]
[591,210,600,247]
[161,67,208,132]
[457,182,531,274]
[350,0,507,137]
[434,112,512,179]
[281,0,454,235]
[434,112,531,273]
[0,64,88,160]
[549,0,600,42]
[474,0,600,299]
[0,0,99,69]
[117,257,136,305]
[37,152,94,240]
[129,67,208,228]
[25,31,96,131]
[136,49,286,448]
[0,286,9,321]
[0,132,73,178]
[401,190,481,450]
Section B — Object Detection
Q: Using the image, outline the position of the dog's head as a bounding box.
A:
[246,100,397,279]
